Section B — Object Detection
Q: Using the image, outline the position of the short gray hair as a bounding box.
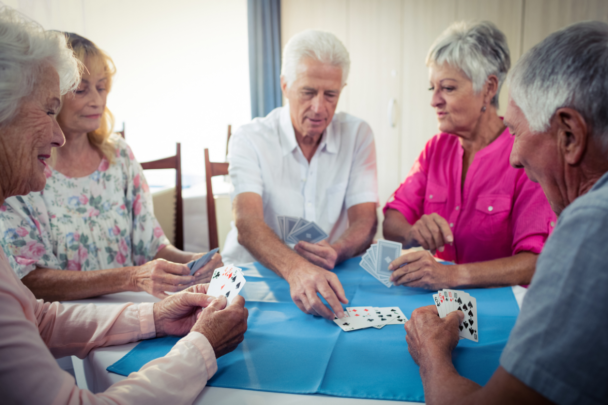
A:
[509,21,608,152]
[0,6,80,126]
[426,21,510,107]
[281,29,350,88]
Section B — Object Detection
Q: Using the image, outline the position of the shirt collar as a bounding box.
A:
[279,105,339,156]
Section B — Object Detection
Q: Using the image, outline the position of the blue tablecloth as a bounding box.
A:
[108,257,520,402]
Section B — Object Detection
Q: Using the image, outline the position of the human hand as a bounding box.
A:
[388,250,455,290]
[405,305,463,366]
[294,240,339,270]
[192,295,249,358]
[286,262,348,320]
[132,259,194,299]
[409,213,453,253]
[153,283,212,337]
[190,253,224,284]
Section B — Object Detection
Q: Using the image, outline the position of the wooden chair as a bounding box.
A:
[140,144,184,250]
[205,148,229,250]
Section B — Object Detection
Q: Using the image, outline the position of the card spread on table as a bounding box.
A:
[187,248,219,276]
[433,289,478,342]
[276,215,328,244]
[207,265,246,304]
[333,306,407,332]
[360,240,403,288]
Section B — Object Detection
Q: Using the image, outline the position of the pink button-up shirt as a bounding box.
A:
[384,127,556,264]
[0,249,217,405]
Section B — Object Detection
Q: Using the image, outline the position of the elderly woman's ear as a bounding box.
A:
[482,75,500,109]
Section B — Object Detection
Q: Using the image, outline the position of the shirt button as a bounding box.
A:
[550,221,555,227]
[450,223,454,227]
[455,206,459,210]
[488,206,493,212]
[429,195,433,199]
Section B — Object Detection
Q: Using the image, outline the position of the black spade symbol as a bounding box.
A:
[457,298,462,304]
[469,328,474,334]
[367,318,374,322]
[457,306,462,311]
[459,325,463,331]
[343,322,350,326]
[463,321,469,328]
[236,282,241,289]
[225,291,231,297]
[468,310,473,317]
[231,276,236,282]
[462,304,468,310]
[391,309,397,312]
[470,319,474,326]
[468,301,473,308]
[380,317,386,321]
[387,314,393,317]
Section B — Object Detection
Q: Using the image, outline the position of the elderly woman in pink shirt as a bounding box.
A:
[0,7,247,404]
[383,21,556,290]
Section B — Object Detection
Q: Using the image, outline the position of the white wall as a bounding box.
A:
[6,0,251,183]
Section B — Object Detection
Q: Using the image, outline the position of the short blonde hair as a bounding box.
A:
[64,33,117,162]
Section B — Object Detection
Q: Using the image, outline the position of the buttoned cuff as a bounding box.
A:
[513,234,546,256]
[180,331,218,379]
[138,303,157,339]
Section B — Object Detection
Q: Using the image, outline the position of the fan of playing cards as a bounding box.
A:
[360,240,403,288]
[433,289,478,342]
[333,306,407,331]
[277,216,328,244]
[187,248,219,276]
[206,264,247,304]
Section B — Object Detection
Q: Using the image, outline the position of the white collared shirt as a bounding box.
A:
[222,105,378,265]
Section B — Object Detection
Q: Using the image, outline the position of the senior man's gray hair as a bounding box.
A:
[427,21,510,107]
[509,21,608,152]
[0,6,80,126]
[281,29,350,88]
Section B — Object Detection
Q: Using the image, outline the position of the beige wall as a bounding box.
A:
[281,0,608,237]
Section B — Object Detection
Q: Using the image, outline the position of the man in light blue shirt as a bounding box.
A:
[403,21,608,405]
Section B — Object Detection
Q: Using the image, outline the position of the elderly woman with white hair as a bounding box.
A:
[383,21,555,289]
[0,31,223,302]
[0,7,247,404]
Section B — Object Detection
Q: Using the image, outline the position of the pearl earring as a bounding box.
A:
[481,105,487,112]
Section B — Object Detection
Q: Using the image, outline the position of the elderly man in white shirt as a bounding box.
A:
[223,30,378,320]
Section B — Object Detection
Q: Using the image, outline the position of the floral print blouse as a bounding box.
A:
[0,134,169,278]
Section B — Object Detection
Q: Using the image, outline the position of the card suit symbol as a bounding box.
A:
[457,306,462,311]
[468,310,473,317]
[463,321,469,328]
[380,317,386,321]
[225,291,231,297]
[364,309,369,312]
[462,304,468,310]
[367,318,374,322]
[459,325,463,331]
[353,309,357,312]
[343,322,350,326]
[236,282,241,289]
[470,319,474,326]
[231,276,237,282]
[469,328,474,335]
[468,301,473,308]
[387,314,392,317]
[391,309,397,312]
[212,272,220,279]
[457,298,462,304]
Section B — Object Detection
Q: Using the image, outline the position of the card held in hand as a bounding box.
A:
[207,265,246,304]
[187,248,219,276]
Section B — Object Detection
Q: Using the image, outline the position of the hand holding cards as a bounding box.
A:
[360,240,402,287]
[433,289,478,342]
[333,306,407,331]
[207,265,246,304]
[277,215,328,244]
[187,248,220,276]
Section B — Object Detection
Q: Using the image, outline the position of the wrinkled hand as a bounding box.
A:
[286,262,348,320]
[192,295,249,358]
[409,213,453,253]
[389,250,454,290]
[133,259,194,299]
[294,240,339,270]
[405,305,463,366]
[190,253,224,284]
[153,284,212,337]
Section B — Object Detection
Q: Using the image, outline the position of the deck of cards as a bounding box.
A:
[433,289,478,342]
[187,248,219,276]
[277,216,328,244]
[360,240,403,288]
[207,264,246,304]
[333,306,407,331]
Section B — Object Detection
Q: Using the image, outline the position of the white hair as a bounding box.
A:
[0,6,80,126]
[281,29,350,88]
[509,21,608,152]
[426,21,510,107]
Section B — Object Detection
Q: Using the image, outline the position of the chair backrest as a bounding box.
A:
[205,148,229,250]
[225,124,231,159]
[140,143,184,250]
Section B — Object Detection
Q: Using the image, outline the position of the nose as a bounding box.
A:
[310,94,324,114]
[509,142,522,169]
[51,118,66,148]
[88,88,103,107]
[430,88,443,109]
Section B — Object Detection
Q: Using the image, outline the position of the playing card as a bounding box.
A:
[333,311,356,331]
[277,216,285,240]
[283,216,299,240]
[433,293,445,318]
[376,240,402,280]
[188,248,219,276]
[458,295,478,342]
[207,265,246,304]
[346,306,374,318]
[288,222,328,244]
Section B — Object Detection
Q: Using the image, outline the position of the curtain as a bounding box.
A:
[248,0,282,119]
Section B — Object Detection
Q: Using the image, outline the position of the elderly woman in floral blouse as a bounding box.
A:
[0,33,222,301]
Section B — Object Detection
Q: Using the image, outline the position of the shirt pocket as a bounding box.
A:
[326,181,348,225]
[474,194,512,237]
[423,183,447,216]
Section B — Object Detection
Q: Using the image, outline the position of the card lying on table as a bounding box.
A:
[207,265,246,304]
[187,248,219,276]
[333,306,407,331]
[360,240,402,287]
[433,289,478,342]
